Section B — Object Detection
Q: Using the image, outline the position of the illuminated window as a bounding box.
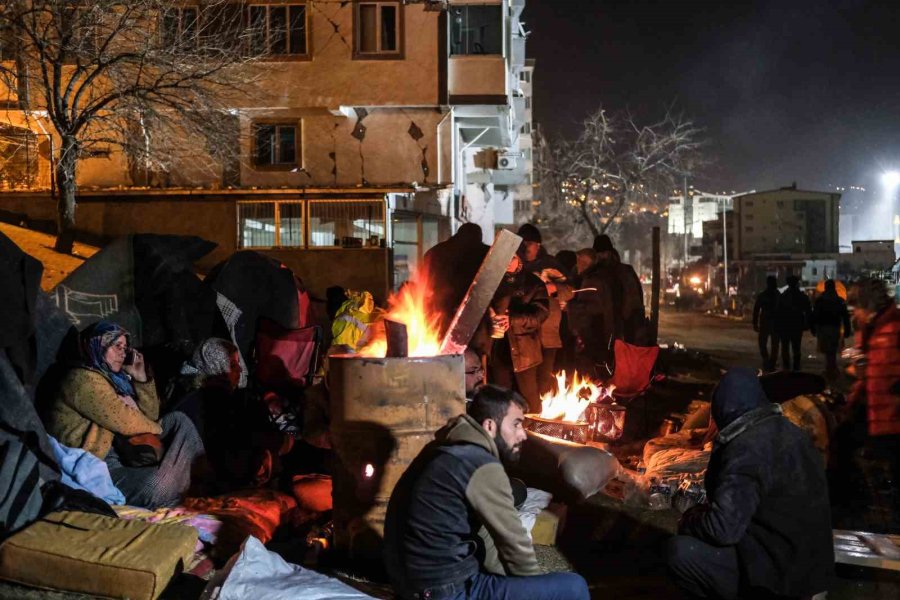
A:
[238,201,304,248]
[355,1,402,57]
[450,4,502,55]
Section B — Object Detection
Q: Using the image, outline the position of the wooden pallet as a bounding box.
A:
[833,529,900,571]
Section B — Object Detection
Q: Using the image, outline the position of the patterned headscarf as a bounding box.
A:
[181,338,238,379]
[79,321,135,397]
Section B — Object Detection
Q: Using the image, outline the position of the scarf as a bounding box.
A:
[79,321,135,398]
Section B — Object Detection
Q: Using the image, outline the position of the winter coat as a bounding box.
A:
[752,287,780,331]
[523,252,574,350]
[42,368,162,459]
[493,270,550,372]
[383,414,541,594]
[849,303,900,437]
[813,291,852,333]
[775,286,813,334]
[613,257,645,327]
[423,230,490,337]
[679,369,833,597]
[567,262,620,363]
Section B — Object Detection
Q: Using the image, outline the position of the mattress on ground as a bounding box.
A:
[0,510,198,600]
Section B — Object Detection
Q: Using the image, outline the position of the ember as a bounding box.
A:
[539,371,614,422]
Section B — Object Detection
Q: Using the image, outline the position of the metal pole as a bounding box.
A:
[682,176,689,266]
[723,200,729,295]
[651,226,661,344]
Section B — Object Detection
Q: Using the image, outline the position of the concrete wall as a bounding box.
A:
[735,189,840,259]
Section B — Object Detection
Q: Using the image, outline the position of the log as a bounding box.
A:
[440,229,523,355]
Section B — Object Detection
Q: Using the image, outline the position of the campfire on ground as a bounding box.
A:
[525,371,625,444]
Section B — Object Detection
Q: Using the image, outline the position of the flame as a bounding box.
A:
[358,270,443,358]
[539,371,614,422]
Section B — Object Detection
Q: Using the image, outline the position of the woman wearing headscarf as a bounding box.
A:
[41,321,205,508]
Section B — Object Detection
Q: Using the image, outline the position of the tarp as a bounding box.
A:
[0,231,44,388]
[52,234,220,348]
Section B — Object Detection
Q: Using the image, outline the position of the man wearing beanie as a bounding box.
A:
[593,234,646,344]
[516,224,574,396]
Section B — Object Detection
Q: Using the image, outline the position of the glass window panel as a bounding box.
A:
[450,5,502,55]
[380,6,397,51]
[238,203,276,247]
[309,200,384,247]
[249,6,267,54]
[162,11,178,47]
[359,5,377,53]
[422,218,440,253]
[255,124,274,165]
[269,6,287,54]
[182,7,198,43]
[289,6,306,54]
[279,203,303,247]
[278,126,296,164]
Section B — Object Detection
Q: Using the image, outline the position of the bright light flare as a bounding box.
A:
[539,371,614,422]
[882,171,900,189]
[689,275,703,286]
[364,463,375,479]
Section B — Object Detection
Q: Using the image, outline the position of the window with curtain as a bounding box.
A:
[355,1,401,57]
[253,123,299,167]
[249,3,308,56]
[450,4,503,55]
[238,202,276,247]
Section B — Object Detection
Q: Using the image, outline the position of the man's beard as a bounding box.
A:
[494,433,522,466]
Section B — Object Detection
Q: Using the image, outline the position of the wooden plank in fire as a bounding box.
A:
[440,229,523,355]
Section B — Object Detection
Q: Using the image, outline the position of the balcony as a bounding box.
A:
[448,55,508,104]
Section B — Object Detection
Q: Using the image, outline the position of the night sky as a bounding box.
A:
[524,0,900,194]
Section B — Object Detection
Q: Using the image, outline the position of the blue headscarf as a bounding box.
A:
[79,321,135,397]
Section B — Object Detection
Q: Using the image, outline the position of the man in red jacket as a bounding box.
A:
[845,278,900,503]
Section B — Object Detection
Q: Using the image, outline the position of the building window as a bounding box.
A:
[744,200,753,207]
[745,226,754,232]
[520,122,531,135]
[253,123,299,167]
[161,6,199,48]
[450,4,503,55]
[308,199,385,247]
[519,70,531,83]
[745,214,754,220]
[249,3,308,57]
[238,201,304,248]
[354,1,402,58]
[525,97,532,109]
[812,267,818,276]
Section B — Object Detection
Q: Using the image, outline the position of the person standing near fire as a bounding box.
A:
[489,252,550,414]
[517,224,574,397]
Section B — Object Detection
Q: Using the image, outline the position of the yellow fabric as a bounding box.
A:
[531,504,567,546]
[331,290,382,350]
[0,511,197,600]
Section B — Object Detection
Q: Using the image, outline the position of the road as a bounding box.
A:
[657,308,827,373]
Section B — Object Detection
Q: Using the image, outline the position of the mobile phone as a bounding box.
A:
[123,348,135,366]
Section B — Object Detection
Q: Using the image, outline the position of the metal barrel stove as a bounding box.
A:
[328,353,466,558]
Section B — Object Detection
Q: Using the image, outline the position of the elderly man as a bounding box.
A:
[384,385,589,600]
[666,368,833,599]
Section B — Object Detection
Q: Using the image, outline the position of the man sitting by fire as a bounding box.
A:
[384,385,590,600]
[666,368,833,600]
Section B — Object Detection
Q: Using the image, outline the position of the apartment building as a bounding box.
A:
[0,0,531,299]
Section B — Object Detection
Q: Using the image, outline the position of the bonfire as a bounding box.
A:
[358,273,443,358]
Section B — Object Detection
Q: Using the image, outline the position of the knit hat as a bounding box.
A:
[517,223,542,244]
[593,234,615,253]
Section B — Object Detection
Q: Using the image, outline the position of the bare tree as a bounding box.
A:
[0,1,266,253]
[535,106,704,249]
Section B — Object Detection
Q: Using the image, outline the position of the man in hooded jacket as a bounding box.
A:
[384,385,589,600]
[666,368,833,599]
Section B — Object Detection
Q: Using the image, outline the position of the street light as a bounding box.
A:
[883,171,900,189]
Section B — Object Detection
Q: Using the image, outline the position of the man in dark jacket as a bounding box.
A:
[666,368,833,599]
[775,275,813,371]
[423,223,490,337]
[489,254,550,413]
[518,224,574,396]
[752,276,781,372]
[568,248,619,377]
[812,279,852,379]
[384,385,589,600]
[594,234,646,344]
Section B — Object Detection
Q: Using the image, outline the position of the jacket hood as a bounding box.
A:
[712,368,770,429]
[435,414,500,459]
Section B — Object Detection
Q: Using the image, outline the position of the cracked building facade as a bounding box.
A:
[0,0,531,300]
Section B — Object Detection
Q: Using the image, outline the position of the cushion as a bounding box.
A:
[0,510,197,600]
[532,503,568,546]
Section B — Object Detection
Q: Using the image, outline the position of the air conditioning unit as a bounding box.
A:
[496,152,518,170]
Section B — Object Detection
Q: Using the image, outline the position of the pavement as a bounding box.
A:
[658,307,829,374]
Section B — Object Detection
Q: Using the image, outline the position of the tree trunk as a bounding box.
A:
[53,136,77,254]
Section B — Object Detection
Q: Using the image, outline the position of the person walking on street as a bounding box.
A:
[812,279,852,380]
[752,276,781,371]
[774,275,813,371]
